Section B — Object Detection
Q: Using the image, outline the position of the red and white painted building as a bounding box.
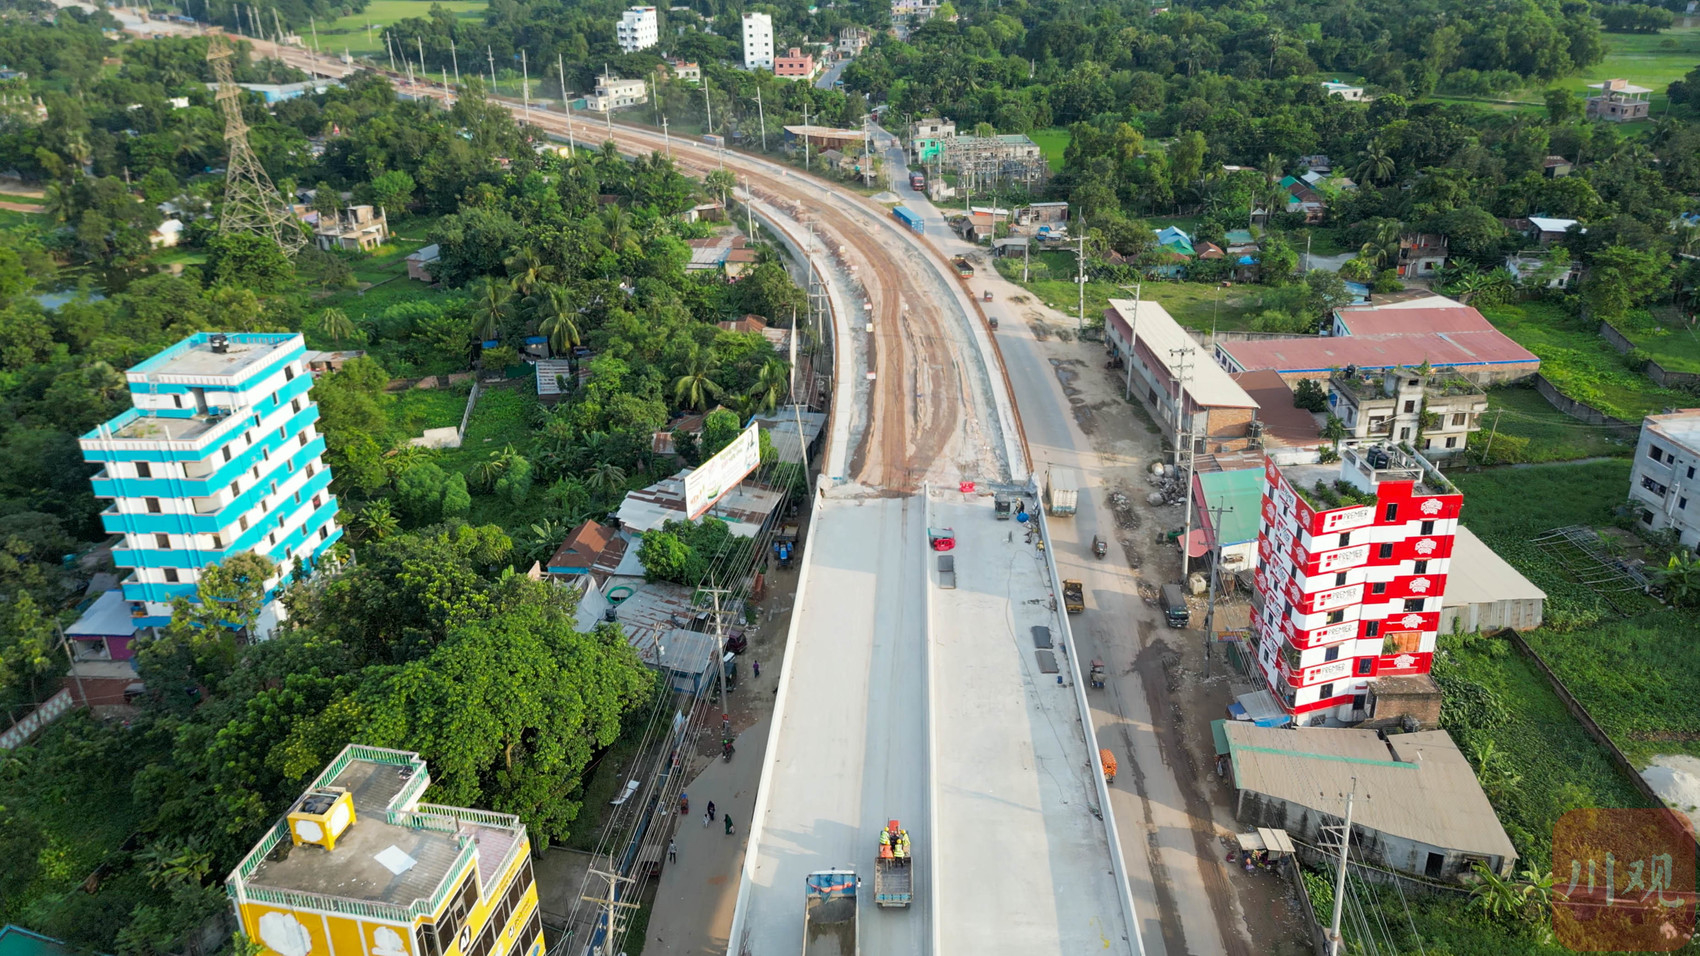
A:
[1251,447,1463,722]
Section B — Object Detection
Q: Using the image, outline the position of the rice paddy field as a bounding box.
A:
[313,0,486,58]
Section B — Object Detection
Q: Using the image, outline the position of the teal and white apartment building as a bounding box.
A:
[74,332,342,641]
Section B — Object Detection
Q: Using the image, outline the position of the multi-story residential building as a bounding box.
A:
[227,745,544,956]
[1628,409,1700,549]
[1328,367,1486,459]
[774,47,816,80]
[1395,233,1448,278]
[837,26,869,56]
[660,59,700,83]
[75,332,341,638]
[742,12,774,70]
[1252,447,1462,723]
[907,117,955,163]
[1587,79,1651,122]
[617,5,659,53]
[1102,299,1262,452]
[585,75,648,112]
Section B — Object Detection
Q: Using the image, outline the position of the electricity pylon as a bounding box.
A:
[207,33,306,256]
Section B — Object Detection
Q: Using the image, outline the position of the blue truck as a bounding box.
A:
[892,205,923,234]
[804,870,859,955]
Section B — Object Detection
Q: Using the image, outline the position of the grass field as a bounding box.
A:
[1612,307,1700,375]
[315,0,486,58]
[385,384,470,447]
[1004,253,1266,332]
[1480,301,1688,422]
[1027,127,1069,172]
[1469,384,1635,464]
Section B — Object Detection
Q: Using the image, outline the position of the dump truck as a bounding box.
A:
[1045,467,1079,517]
[804,869,859,956]
[1062,579,1084,614]
[873,820,914,908]
[909,171,925,191]
[951,256,974,279]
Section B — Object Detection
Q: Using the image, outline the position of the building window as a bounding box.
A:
[294,491,302,505]
[1383,504,1398,522]
[1451,414,1466,427]
[230,481,241,497]
[239,516,249,531]
[278,426,286,440]
[1371,583,1387,595]
[1319,682,1335,699]
[1650,446,1665,462]
[1356,658,1374,675]
[136,461,152,479]
[1445,437,1457,448]
[1399,427,1411,440]
[1365,620,1380,637]
[292,398,302,414]
[299,433,309,447]
[1378,543,1393,558]
[312,494,322,509]
[1424,438,1433,449]
[155,533,170,548]
[1326,609,1345,625]
[1403,401,1415,413]
[1335,572,1347,587]
[1403,598,1424,612]
[1339,532,1351,547]
[1643,476,1669,497]
[284,364,295,382]
[1420,520,1435,534]
[319,526,329,541]
[1688,466,1695,480]
[1643,509,1655,525]
[145,497,162,514]
[164,568,179,583]
[222,446,232,462]
[211,534,224,549]
[252,466,261,481]
[1682,497,1690,511]
[1324,645,1340,662]
[1413,560,1428,573]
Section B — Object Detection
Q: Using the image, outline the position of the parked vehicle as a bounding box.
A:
[993,494,1015,520]
[952,256,974,278]
[892,205,924,233]
[873,820,913,908]
[804,870,859,955]
[908,171,925,191]
[982,289,993,301]
[1062,579,1084,614]
[1161,584,1190,629]
[1092,535,1107,558]
[1045,468,1079,517]
[704,133,725,148]
[988,316,999,330]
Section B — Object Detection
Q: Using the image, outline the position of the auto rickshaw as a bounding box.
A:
[983,289,993,301]
[1099,748,1117,784]
[1089,660,1106,689]
[1092,534,1108,558]
[988,316,999,330]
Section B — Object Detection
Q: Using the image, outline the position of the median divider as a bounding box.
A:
[1036,503,1148,956]
[921,486,944,956]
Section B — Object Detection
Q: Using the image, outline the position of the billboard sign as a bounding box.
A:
[684,424,762,520]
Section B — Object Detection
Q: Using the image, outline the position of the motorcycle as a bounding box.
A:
[721,738,736,762]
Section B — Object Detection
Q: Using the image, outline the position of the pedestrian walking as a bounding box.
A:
[703,810,711,828]
[724,814,735,836]
[668,841,677,863]
[753,660,761,678]
[707,801,716,821]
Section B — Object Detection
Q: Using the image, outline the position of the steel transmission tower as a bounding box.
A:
[207,34,306,256]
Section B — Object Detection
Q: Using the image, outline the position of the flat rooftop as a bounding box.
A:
[110,413,221,441]
[1646,409,1700,452]
[128,332,301,383]
[236,747,522,914]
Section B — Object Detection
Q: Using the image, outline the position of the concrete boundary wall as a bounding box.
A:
[1599,321,1700,389]
[1529,373,1640,438]
[1035,503,1148,956]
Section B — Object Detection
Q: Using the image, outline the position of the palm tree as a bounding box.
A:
[1356,219,1403,271]
[1322,414,1347,451]
[351,501,400,541]
[672,348,723,411]
[746,358,790,414]
[595,206,639,257]
[41,183,73,224]
[316,307,356,345]
[1353,142,1396,186]
[704,168,736,205]
[583,461,628,497]
[84,361,128,405]
[474,446,518,490]
[469,277,514,342]
[504,246,555,296]
[533,285,581,354]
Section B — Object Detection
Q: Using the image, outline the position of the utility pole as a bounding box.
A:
[1480,407,1503,463]
[703,76,713,135]
[1171,346,1198,579]
[384,31,396,73]
[1076,221,1087,333]
[1023,232,1030,282]
[450,37,460,87]
[743,176,755,237]
[1304,231,1312,274]
[701,588,735,709]
[802,103,811,169]
[581,866,639,956]
[661,116,670,156]
[417,36,428,90]
[1201,499,1233,679]
[755,85,767,151]
[521,51,531,126]
[558,53,573,150]
[308,15,319,65]
[57,623,88,709]
[403,47,414,91]
[1326,780,1359,956]
[485,45,496,93]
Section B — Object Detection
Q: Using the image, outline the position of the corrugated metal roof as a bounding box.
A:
[1108,299,1259,410]
[1442,525,1546,608]
[1225,724,1518,862]
[1335,304,1497,336]
[1218,329,1537,373]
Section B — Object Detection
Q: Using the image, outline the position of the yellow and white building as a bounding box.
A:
[226,745,545,956]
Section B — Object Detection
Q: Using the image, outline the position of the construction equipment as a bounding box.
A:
[993,494,1016,520]
[928,527,956,551]
[804,869,860,955]
[873,820,914,908]
[1062,579,1084,614]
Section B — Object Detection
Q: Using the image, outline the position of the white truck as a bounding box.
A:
[873,820,914,907]
[1045,467,1079,517]
[804,869,859,955]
